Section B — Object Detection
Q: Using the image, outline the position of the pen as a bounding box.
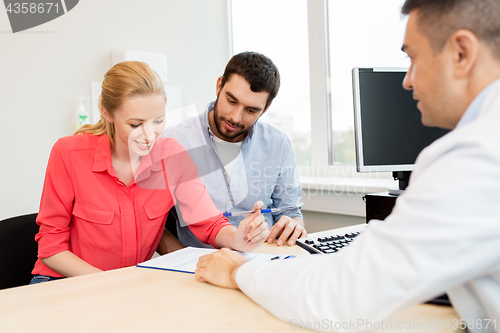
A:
[270,255,296,261]
[223,208,282,217]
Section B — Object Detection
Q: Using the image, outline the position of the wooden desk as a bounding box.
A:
[0,234,463,333]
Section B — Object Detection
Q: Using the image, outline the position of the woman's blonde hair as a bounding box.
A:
[75,61,166,150]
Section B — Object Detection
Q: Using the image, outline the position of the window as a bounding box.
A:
[230,0,312,165]
[328,0,410,165]
[230,0,409,175]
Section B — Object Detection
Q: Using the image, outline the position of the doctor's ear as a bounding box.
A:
[449,29,479,78]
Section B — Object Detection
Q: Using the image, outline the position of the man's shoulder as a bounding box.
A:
[255,121,289,139]
[417,107,500,171]
[162,113,207,145]
[253,121,292,147]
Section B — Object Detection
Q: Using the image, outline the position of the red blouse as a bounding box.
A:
[33,133,230,277]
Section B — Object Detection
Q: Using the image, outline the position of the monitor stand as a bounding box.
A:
[388,171,411,196]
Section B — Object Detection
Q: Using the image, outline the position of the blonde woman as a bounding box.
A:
[30,61,269,284]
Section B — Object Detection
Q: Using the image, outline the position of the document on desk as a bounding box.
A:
[137,247,295,274]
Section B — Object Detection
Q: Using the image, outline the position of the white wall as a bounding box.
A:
[0,0,230,220]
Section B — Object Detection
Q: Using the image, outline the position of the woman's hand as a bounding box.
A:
[232,201,269,252]
[215,201,270,252]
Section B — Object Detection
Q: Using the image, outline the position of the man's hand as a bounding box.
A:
[267,216,307,246]
[156,228,185,255]
[195,248,246,289]
[233,201,270,252]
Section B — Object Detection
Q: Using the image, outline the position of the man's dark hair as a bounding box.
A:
[220,51,280,109]
[401,0,500,58]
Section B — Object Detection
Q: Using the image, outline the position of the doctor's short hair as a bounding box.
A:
[220,51,280,109]
[401,0,500,59]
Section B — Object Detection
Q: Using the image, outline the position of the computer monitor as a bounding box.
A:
[352,67,450,194]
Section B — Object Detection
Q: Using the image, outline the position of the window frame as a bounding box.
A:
[227,0,393,180]
[307,0,392,179]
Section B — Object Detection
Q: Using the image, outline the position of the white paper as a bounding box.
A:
[137,247,295,274]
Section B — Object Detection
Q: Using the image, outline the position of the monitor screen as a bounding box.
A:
[352,68,450,173]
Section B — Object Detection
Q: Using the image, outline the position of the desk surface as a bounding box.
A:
[0,231,463,333]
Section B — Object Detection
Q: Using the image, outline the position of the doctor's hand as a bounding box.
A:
[232,201,269,253]
[195,248,246,289]
[267,216,307,246]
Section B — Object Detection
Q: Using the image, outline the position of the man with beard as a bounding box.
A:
[162,52,306,249]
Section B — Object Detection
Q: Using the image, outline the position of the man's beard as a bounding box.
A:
[213,97,250,141]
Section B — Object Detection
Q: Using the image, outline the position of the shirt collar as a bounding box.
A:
[456,78,500,128]
[92,134,113,173]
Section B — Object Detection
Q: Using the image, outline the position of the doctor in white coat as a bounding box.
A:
[195,0,500,332]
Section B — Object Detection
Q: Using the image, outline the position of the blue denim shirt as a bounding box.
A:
[162,102,303,248]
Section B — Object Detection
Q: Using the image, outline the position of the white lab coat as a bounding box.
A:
[236,81,500,332]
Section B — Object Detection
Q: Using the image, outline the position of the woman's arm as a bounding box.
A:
[36,138,109,277]
[215,201,270,253]
[41,251,102,277]
[36,139,90,277]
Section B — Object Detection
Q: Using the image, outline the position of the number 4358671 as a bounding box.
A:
[6,3,59,14]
